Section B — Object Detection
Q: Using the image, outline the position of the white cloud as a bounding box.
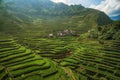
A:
[51,0,73,5]
[51,0,66,3]
[51,0,95,7]
[89,0,120,17]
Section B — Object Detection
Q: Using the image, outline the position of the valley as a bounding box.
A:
[0,0,120,80]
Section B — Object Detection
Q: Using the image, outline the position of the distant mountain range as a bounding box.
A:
[111,15,120,20]
[0,0,113,36]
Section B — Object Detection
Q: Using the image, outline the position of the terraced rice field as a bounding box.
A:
[18,37,78,59]
[0,37,120,80]
[60,40,120,80]
[0,39,68,80]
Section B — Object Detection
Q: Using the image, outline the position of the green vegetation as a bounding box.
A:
[0,39,68,80]
[81,20,120,40]
[0,36,120,80]
[60,40,120,80]
[0,0,112,37]
[0,0,120,80]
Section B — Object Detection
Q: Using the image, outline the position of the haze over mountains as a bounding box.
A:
[111,15,120,20]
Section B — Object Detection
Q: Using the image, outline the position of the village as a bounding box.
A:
[48,29,77,38]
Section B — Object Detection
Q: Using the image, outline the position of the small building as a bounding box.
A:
[48,33,54,38]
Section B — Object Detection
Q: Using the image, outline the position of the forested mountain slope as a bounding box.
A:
[0,0,112,37]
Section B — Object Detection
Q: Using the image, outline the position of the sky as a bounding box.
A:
[51,0,120,20]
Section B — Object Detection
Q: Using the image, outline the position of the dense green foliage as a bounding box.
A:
[87,20,120,40]
[98,21,120,40]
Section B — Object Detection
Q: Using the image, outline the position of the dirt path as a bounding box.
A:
[62,67,76,80]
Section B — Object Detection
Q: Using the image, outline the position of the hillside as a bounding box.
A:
[0,0,112,37]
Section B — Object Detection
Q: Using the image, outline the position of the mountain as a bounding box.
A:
[0,0,112,37]
[111,15,120,20]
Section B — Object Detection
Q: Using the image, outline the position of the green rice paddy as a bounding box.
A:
[0,37,120,80]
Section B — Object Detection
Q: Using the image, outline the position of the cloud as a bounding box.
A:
[51,0,84,5]
[90,0,120,17]
[51,0,100,7]
[51,0,120,18]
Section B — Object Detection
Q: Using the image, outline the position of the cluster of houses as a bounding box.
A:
[48,29,77,38]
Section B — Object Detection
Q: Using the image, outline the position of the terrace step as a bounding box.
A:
[0,49,26,59]
[0,49,32,63]
[0,39,68,80]
[1,54,35,66]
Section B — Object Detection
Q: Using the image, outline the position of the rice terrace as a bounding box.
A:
[0,0,120,80]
